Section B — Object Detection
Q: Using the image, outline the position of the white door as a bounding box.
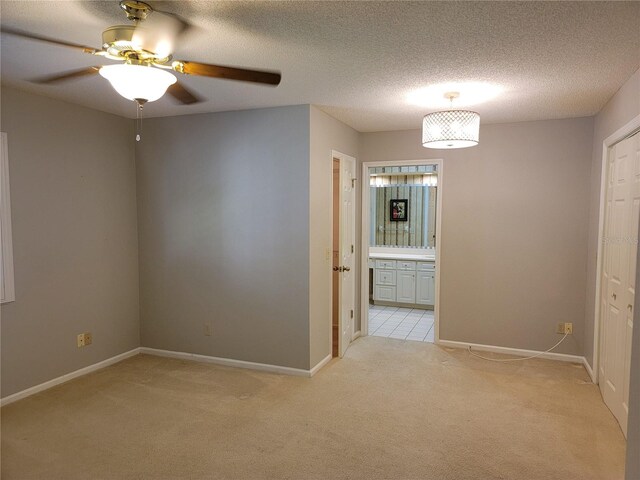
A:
[600,131,639,437]
[338,154,356,357]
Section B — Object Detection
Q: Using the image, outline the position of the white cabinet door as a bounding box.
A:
[416,271,435,305]
[397,271,416,303]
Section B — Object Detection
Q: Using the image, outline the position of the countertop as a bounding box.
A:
[369,253,435,261]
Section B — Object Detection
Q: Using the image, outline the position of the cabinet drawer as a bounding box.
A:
[374,285,396,302]
[375,269,396,285]
[417,262,436,271]
[375,259,396,269]
[397,261,416,271]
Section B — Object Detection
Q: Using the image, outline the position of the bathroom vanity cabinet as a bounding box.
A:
[373,258,435,307]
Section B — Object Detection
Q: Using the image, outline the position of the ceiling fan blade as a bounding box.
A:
[176,61,281,86]
[33,67,101,84]
[132,10,187,59]
[151,9,193,38]
[166,82,202,105]
[1,27,100,54]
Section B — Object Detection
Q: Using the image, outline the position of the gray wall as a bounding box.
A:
[361,117,594,355]
[585,67,640,480]
[585,68,640,367]
[137,105,311,369]
[309,106,360,367]
[0,88,139,397]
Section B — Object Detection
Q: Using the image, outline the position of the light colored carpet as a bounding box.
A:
[1,337,626,480]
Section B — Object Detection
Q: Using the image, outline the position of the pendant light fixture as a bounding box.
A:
[99,63,177,142]
[99,63,177,103]
[422,92,480,149]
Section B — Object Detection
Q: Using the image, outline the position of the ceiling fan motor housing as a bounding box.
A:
[101,25,169,63]
[102,25,136,49]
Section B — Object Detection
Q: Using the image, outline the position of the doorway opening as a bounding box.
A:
[360,160,443,344]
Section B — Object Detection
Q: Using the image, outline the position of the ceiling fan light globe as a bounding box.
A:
[99,64,176,102]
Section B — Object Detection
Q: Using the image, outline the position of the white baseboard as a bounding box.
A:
[1,348,141,407]
[310,354,332,376]
[437,339,584,364]
[352,330,361,341]
[140,347,321,377]
[582,357,596,383]
[1,346,333,407]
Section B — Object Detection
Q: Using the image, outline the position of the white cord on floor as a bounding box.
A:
[467,333,569,362]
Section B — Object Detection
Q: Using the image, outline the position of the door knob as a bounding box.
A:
[612,293,617,300]
[630,304,634,311]
[333,266,342,272]
[343,266,351,272]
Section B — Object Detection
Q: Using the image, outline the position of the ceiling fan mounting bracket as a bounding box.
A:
[172,61,186,74]
[122,56,149,66]
[119,0,153,22]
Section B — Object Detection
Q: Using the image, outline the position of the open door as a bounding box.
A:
[336,153,356,357]
[599,131,639,437]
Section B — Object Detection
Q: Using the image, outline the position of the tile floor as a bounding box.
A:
[368,305,435,342]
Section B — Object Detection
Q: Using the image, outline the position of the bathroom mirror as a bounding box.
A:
[369,165,437,248]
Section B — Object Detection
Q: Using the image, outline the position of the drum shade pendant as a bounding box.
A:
[422,92,480,149]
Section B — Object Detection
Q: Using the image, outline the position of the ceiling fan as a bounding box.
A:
[1,0,282,106]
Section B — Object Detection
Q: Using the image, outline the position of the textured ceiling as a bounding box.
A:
[1,1,639,132]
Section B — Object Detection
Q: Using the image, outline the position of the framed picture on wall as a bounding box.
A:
[390,199,408,221]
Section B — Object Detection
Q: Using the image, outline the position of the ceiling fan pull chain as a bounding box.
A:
[135,99,146,142]
[135,101,140,142]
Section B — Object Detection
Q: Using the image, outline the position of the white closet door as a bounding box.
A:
[600,131,639,437]
[623,132,640,432]
[339,154,356,358]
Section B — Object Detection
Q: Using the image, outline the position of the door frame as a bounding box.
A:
[360,158,444,342]
[0,132,15,304]
[593,113,640,384]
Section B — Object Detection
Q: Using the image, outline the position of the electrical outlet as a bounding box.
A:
[77,334,85,348]
[204,323,212,336]
[84,332,92,345]
[557,323,573,334]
